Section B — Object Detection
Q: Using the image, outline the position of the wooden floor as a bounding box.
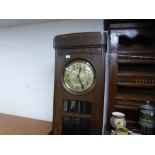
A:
[0,113,52,135]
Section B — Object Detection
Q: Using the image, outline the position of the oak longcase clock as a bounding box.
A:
[52,32,105,135]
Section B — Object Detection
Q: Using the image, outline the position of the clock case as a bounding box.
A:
[52,32,106,135]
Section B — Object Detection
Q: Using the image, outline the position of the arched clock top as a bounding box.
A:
[53,32,105,49]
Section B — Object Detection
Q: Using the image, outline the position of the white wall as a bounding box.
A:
[0,19,103,122]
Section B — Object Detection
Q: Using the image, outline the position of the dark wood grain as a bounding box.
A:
[105,20,155,132]
[53,32,106,48]
[104,20,155,30]
[53,32,105,135]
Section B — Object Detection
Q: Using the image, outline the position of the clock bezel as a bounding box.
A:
[62,58,96,95]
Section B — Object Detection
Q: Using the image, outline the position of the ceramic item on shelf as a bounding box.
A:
[111,127,128,135]
[139,100,155,135]
[110,112,126,129]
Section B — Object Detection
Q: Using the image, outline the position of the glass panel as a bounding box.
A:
[62,116,91,135]
[80,101,92,114]
[70,100,79,113]
[63,100,68,112]
[63,100,92,114]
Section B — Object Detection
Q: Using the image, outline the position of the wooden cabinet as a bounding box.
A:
[105,20,155,131]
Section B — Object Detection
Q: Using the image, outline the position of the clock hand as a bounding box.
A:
[78,68,84,89]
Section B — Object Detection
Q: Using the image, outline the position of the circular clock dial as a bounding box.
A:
[63,60,95,93]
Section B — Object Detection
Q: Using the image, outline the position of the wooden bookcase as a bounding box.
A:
[105,20,155,131]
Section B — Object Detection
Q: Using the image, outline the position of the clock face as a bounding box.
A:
[63,60,95,93]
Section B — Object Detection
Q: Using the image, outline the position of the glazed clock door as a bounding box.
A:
[52,32,105,135]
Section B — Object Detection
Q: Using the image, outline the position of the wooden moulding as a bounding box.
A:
[53,32,106,49]
[118,53,155,64]
[117,76,155,87]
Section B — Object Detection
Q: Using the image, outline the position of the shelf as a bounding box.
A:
[115,97,142,110]
[115,98,142,111]
[115,87,155,111]
[118,63,155,74]
[117,75,155,87]
[117,82,155,88]
[115,98,155,111]
[118,72,155,77]
[114,105,139,111]
[118,34,155,52]
[118,59,155,64]
[117,87,155,100]
[118,52,155,64]
[118,50,155,54]
[109,22,154,29]
[126,120,138,130]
